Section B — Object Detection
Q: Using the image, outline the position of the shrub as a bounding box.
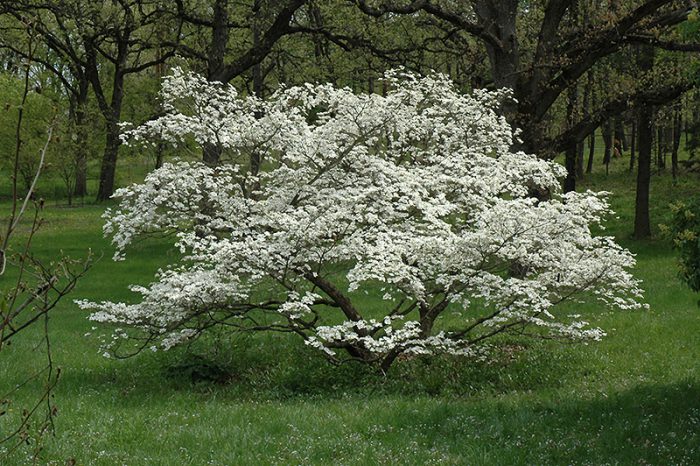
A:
[78,69,645,371]
[666,199,700,294]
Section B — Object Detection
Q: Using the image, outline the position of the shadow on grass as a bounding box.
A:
[397,379,700,464]
[53,333,589,405]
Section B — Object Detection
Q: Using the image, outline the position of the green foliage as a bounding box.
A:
[0,73,57,189]
[664,198,700,294]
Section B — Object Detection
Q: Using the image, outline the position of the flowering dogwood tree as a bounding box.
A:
[79,69,646,370]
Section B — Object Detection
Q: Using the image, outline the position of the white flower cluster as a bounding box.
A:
[79,69,646,366]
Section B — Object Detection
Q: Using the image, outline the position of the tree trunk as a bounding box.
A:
[73,82,89,197]
[602,119,613,174]
[203,142,222,167]
[252,2,264,98]
[634,45,654,240]
[635,105,653,239]
[208,0,229,79]
[579,70,593,180]
[656,124,665,169]
[155,141,164,169]
[576,141,585,180]
[629,118,636,172]
[564,144,577,192]
[474,0,519,118]
[96,67,125,201]
[564,83,578,191]
[672,107,681,181]
[615,118,628,152]
[585,72,596,174]
[202,0,230,166]
[89,23,130,202]
[586,129,596,174]
[96,116,121,201]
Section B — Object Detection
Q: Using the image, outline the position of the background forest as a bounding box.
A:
[1,1,700,464]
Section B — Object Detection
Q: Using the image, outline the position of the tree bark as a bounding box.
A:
[656,123,665,169]
[629,118,637,172]
[73,81,89,197]
[634,45,655,239]
[208,0,229,80]
[96,112,122,201]
[95,54,126,202]
[672,106,681,180]
[564,83,578,192]
[578,69,593,180]
[586,128,596,174]
[602,119,613,174]
[586,71,596,174]
[635,105,653,239]
[615,118,628,152]
[576,141,585,180]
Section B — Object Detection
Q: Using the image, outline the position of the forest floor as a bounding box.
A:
[1,155,699,465]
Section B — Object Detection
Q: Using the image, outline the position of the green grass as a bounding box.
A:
[1,153,700,465]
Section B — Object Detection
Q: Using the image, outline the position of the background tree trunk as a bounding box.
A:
[656,123,665,170]
[602,119,613,174]
[634,45,655,240]
[564,83,579,191]
[586,129,596,174]
[615,118,628,152]
[672,106,681,181]
[73,81,89,197]
[629,118,636,172]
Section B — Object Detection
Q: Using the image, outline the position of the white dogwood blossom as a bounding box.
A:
[79,69,646,367]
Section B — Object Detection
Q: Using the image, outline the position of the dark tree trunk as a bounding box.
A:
[615,118,628,152]
[664,124,673,169]
[585,71,596,174]
[95,64,126,201]
[155,141,165,169]
[634,45,655,240]
[576,141,585,180]
[73,82,89,197]
[252,1,264,98]
[200,0,230,167]
[97,112,122,201]
[564,144,577,192]
[602,119,613,174]
[88,15,133,201]
[474,0,519,116]
[310,2,334,82]
[154,43,166,170]
[564,83,578,191]
[208,0,229,80]
[203,142,222,167]
[629,118,637,172]
[586,128,596,174]
[579,70,593,180]
[672,107,681,180]
[656,124,665,169]
[635,105,653,239]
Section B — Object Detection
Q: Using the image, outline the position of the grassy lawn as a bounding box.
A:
[1,154,699,465]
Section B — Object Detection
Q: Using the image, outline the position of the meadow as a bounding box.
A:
[1,153,699,465]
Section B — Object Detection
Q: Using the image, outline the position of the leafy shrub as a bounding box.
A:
[666,199,700,293]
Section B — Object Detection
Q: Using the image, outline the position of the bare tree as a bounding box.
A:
[0,26,90,457]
